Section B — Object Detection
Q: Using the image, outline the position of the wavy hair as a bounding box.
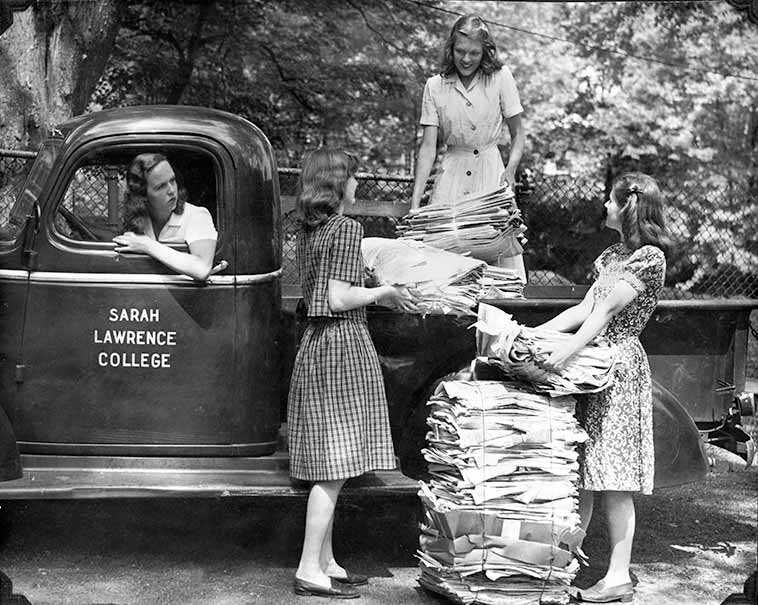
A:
[612,172,673,255]
[296,149,359,229]
[441,14,503,78]
[123,153,185,234]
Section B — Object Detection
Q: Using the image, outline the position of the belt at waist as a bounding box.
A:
[445,143,498,154]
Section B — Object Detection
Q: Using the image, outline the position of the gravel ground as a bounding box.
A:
[0,463,755,605]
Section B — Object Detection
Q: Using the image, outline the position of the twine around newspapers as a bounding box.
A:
[471,379,569,604]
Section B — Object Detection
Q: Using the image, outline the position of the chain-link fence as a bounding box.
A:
[3,151,756,299]
[0,150,35,227]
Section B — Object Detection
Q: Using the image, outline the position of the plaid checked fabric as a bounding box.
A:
[288,214,396,481]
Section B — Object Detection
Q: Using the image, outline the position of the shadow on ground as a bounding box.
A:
[575,467,757,592]
[0,493,423,579]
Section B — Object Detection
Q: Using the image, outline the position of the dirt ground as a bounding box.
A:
[577,464,757,605]
[0,462,755,605]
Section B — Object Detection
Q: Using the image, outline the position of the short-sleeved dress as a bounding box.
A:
[287,214,396,482]
[420,68,525,264]
[578,244,666,495]
[420,68,523,203]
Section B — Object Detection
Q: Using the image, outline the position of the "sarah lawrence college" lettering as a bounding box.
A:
[95,308,176,368]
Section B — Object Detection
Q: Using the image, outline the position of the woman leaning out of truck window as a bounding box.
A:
[287,148,415,599]
[113,153,219,281]
[536,172,672,604]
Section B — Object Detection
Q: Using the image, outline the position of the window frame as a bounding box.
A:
[46,139,227,258]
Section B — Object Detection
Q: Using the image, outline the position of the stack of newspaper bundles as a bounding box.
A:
[417,306,617,604]
[396,185,526,266]
[362,238,523,317]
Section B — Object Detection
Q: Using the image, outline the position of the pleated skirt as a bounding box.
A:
[287,318,396,481]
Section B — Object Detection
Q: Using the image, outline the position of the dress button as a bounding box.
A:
[470,125,476,131]
[466,171,472,176]
[473,149,479,155]
[466,101,472,107]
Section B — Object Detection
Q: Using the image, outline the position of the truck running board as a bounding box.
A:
[0,453,418,499]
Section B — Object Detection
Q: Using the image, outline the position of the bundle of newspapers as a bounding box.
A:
[473,303,616,396]
[397,185,526,266]
[417,380,589,605]
[362,238,523,317]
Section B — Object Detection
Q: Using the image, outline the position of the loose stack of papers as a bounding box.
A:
[362,237,485,316]
[473,303,616,396]
[417,380,588,605]
[397,186,527,266]
[477,266,526,301]
[362,238,523,316]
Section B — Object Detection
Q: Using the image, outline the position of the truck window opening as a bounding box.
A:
[53,149,218,245]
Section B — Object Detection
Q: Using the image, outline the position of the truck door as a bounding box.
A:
[11,140,274,456]
[0,144,61,437]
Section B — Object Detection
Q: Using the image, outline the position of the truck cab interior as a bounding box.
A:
[54,147,218,244]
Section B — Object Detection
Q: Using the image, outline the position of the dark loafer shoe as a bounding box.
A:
[293,577,360,599]
[331,570,368,586]
[575,580,634,603]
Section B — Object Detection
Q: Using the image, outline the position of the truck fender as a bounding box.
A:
[652,379,710,488]
[384,352,476,480]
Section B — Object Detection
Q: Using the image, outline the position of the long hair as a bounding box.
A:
[296,149,359,229]
[123,153,185,234]
[612,172,673,255]
[441,14,503,77]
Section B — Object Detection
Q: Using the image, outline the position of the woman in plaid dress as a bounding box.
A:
[288,149,415,599]
[538,173,672,603]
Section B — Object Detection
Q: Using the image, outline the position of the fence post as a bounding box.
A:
[105,166,120,230]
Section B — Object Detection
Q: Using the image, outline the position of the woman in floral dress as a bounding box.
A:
[538,172,672,603]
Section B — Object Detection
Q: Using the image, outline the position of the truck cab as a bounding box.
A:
[0,106,412,497]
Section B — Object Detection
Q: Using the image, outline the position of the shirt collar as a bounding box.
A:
[145,210,182,240]
[444,71,482,95]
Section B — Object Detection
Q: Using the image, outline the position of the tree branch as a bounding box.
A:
[344,0,405,54]
[259,43,316,112]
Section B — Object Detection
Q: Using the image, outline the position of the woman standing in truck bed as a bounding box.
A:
[410,13,526,279]
[287,149,414,598]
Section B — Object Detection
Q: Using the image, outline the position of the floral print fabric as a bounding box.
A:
[578,244,666,494]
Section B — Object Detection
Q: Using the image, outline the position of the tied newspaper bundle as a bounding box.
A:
[362,238,523,317]
[417,380,588,605]
[396,185,527,266]
[473,303,617,396]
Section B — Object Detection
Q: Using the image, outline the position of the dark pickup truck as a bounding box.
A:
[0,106,753,498]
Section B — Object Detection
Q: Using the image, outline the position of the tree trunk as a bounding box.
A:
[0,0,122,150]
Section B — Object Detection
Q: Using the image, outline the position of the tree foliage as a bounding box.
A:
[92,0,444,169]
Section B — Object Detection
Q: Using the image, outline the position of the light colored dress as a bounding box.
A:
[579,244,666,495]
[419,68,523,204]
[287,215,396,481]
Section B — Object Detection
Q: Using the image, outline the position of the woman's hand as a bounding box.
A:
[542,343,577,372]
[500,169,516,188]
[381,285,418,313]
[113,232,153,255]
